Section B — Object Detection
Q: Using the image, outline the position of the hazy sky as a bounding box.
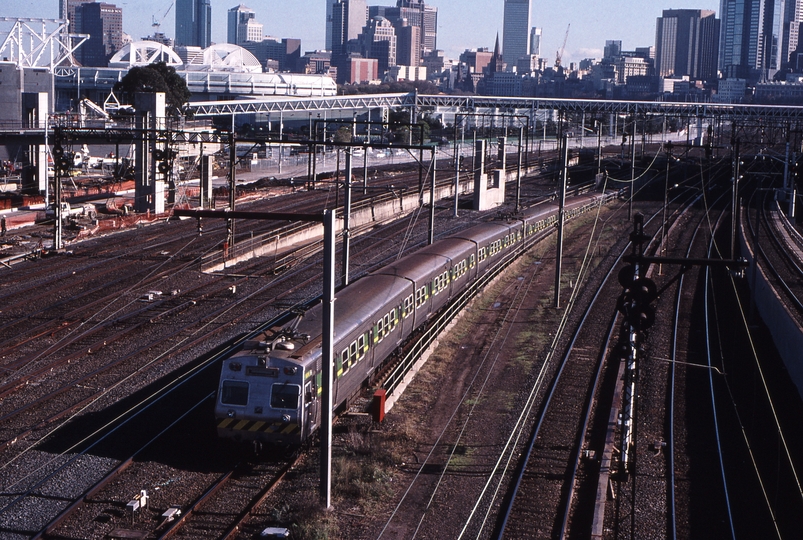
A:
[3,0,720,64]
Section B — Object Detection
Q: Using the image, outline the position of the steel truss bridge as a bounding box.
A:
[183,93,803,124]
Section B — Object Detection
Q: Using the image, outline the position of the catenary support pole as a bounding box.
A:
[342,149,352,287]
[320,209,335,509]
[554,134,568,308]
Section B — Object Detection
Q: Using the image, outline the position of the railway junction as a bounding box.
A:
[1,95,803,539]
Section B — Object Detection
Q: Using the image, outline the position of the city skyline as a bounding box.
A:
[8,0,719,64]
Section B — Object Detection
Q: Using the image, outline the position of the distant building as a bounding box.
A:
[502,0,531,68]
[604,40,622,61]
[715,78,747,102]
[720,0,782,80]
[363,17,397,74]
[530,27,541,56]
[344,55,379,83]
[176,0,212,48]
[244,38,301,71]
[331,0,367,56]
[396,19,421,67]
[385,65,427,81]
[459,48,494,75]
[228,5,263,45]
[655,9,719,82]
[74,2,124,67]
[299,50,333,74]
[59,0,85,30]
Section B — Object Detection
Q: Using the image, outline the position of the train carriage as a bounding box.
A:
[214,192,611,446]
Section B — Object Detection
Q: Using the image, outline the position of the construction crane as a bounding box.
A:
[152,2,174,31]
[555,23,570,70]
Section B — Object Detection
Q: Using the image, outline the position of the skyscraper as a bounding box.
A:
[655,9,719,81]
[60,0,86,30]
[330,0,367,56]
[719,0,784,79]
[530,27,541,56]
[502,0,531,68]
[176,0,212,48]
[75,2,124,67]
[781,0,803,69]
[228,5,263,45]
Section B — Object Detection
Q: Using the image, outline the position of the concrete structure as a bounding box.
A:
[472,140,505,210]
[176,0,212,48]
[134,92,166,214]
[502,0,531,69]
[655,9,719,82]
[228,5,263,45]
[75,2,124,67]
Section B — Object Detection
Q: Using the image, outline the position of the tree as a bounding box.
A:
[114,62,192,117]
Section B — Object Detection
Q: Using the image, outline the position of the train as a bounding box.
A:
[214,190,615,446]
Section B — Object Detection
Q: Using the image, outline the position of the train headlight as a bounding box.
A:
[282,414,291,423]
[227,410,236,418]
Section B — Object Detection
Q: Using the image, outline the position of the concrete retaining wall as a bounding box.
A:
[741,219,803,400]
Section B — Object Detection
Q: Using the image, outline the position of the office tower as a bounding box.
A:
[363,16,396,73]
[655,9,719,81]
[530,27,541,56]
[502,0,531,68]
[60,0,86,30]
[396,18,420,66]
[176,0,212,48]
[228,5,263,45]
[604,40,622,61]
[420,3,437,52]
[720,0,783,79]
[75,2,123,67]
[326,1,334,50]
[781,0,803,69]
[330,0,367,56]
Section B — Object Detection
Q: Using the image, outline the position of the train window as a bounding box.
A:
[220,380,249,405]
[375,318,385,343]
[403,295,414,317]
[415,285,429,307]
[469,254,476,268]
[350,341,358,364]
[358,333,368,356]
[271,383,300,409]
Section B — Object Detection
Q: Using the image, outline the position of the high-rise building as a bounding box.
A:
[228,5,263,45]
[396,18,420,66]
[655,9,719,81]
[530,27,541,56]
[367,1,435,60]
[326,1,334,51]
[60,0,87,30]
[75,2,124,67]
[330,0,367,56]
[363,16,396,74]
[604,40,622,61]
[176,0,212,48]
[781,0,803,69]
[502,0,531,68]
[719,0,784,79]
